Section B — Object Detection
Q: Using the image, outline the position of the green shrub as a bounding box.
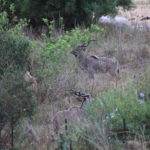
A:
[1,0,133,28]
[0,31,30,75]
[0,10,36,149]
[136,66,150,101]
[42,21,103,74]
[0,10,30,76]
[77,77,150,149]
[38,22,103,78]
[35,22,104,103]
[0,71,37,148]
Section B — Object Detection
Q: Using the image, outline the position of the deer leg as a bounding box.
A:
[115,68,121,88]
[115,77,118,88]
[65,118,68,135]
[115,73,121,88]
[54,120,59,135]
[88,69,94,79]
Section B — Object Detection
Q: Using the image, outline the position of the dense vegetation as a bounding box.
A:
[0,0,133,28]
[0,12,37,149]
[0,0,150,149]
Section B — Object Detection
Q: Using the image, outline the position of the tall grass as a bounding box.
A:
[10,23,150,150]
[67,66,150,150]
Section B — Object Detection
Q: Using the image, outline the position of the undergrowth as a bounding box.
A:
[1,10,150,149]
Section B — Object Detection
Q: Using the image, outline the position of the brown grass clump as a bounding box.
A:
[122,140,150,150]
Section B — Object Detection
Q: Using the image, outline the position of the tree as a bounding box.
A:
[1,0,133,28]
[0,12,37,149]
[0,30,37,148]
[0,72,37,149]
[0,32,30,76]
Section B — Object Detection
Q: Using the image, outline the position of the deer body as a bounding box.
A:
[52,106,85,135]
[72,49,119,79]
[51,90,95,149]
[52,90,94,135]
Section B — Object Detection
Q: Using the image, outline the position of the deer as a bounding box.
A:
[51,106,85,150]
[51,89,94,149]
[52,106,85,135]
[71,40,120,87]
[52,89,93,135]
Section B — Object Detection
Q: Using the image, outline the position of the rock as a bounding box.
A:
[99,16,132,27]
[99,15,150,31]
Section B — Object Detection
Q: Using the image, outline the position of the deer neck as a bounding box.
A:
[77,52,86,63]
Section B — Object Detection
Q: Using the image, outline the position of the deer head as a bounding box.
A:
[71,39,96,57]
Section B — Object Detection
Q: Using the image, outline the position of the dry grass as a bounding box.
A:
[12,4,150,148]
[119,0,150,25]
[14,26,150,149]
[1,1,150,149]
[122,140,150,150]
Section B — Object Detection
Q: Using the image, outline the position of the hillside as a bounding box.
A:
[0,0,150,149]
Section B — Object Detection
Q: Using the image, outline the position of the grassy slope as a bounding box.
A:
[14,1,150,150]
[15,30,150,150]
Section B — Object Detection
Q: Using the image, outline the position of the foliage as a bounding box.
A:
[0,72,37,128]
[0,10,37,149]
[81,76,150,149]
[0,31,30,75]
[0,10,30,76]
[0,71,37,148]
[33,20,104,103]
[117,0,133,8]
[0,11,9,30]
[0,0,133,28]
[40,20,104,76]
[136,66,150,101]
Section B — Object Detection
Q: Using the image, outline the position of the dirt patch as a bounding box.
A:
[119,0,150,25]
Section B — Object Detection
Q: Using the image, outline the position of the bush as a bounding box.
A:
[1,0,133,28]
[75,76,150,149]
[0,71,37,148]
[0,31,30,75]
[0,10,30,76]
[136,66,150,101]
[0,11,37,149]
[42,21,102,72]
[35,22,104,103]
